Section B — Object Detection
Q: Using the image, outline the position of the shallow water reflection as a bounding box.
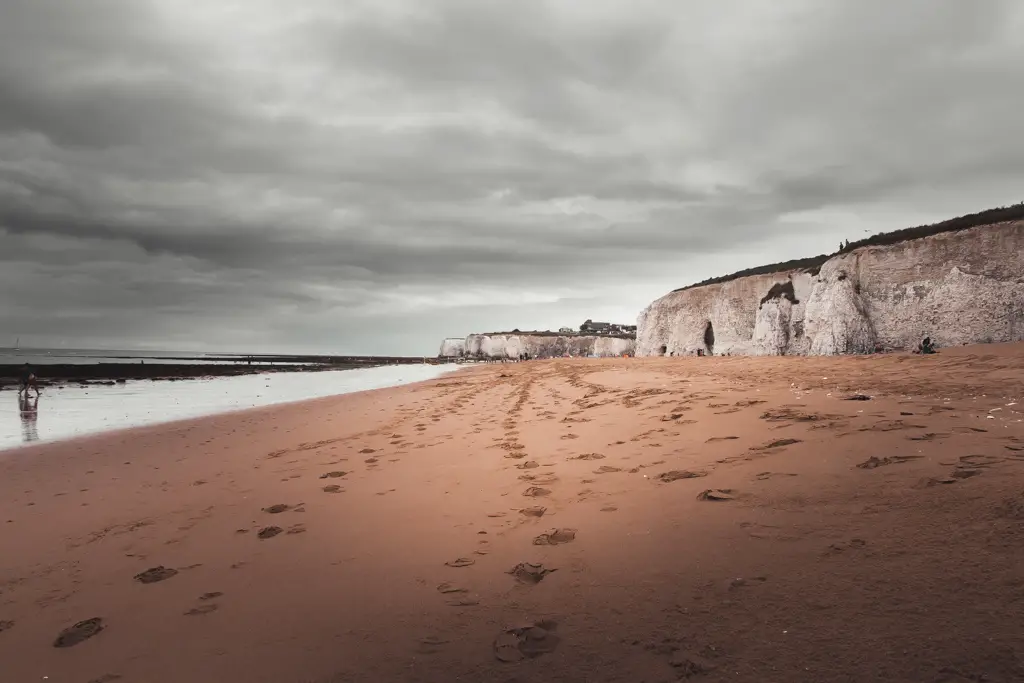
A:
[1,364,457,451]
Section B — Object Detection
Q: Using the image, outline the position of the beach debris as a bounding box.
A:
[445,557,475,568]
[134,566,178,584]
[520,506,547,517]
[318,471,347,479]
[507,562,557,585]
[656,470,707,483]
[262,504,291,514]
[522,486,551,497]
[494,620,561,662]
[53,617,105,648]
[257,526,283,539]
[697,489,736,501]
[532,528,577,545]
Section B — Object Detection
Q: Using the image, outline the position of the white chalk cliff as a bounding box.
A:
[438,338,466,357]
[443,333,634,359]
[637,220,1024,356]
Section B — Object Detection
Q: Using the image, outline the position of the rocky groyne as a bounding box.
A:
[637,209,1024,356]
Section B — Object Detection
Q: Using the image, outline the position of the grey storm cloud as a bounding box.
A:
[2,0,1023,354]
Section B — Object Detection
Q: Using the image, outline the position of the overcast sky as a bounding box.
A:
[2,0,1023,355]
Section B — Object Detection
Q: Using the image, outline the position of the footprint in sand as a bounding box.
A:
[520,473,558,484]
[286,524,306,535]
[752,438,802,451]
[755,472,797,481]
[87,675,123,683]
[199,592,223,600]
[515,460,540,470]
[595,465,622,474]
[825,538,867,556]
[322,485,343,493]
[416,636,450,655]
[436,582,468,594]
[657,470,707,483]
[319,471,347,479]
[697,489,736,501]
[507,562,557,584]
[359,448,376,454]
[600,505,618,512]
[520,506,547,517]
[257,526,283,539]
[445,557,476,568]
[0,620,14,633]
[523,487,551,497]
[134,566,178,584]
[856,455,923,469]
[184,604,218,616]
[493,620,561,662]
[262,504,292,514]
[533,528,576,545]
[569,453,605,461]
[706,436,740,443]
[53,617,105,648]
[445,595,480,607]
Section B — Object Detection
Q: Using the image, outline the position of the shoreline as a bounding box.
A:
[1,346,1022,682]
[1,363,464,452]
[0,357,459,387]
[1,367,471,456]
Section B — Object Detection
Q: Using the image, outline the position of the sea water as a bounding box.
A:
[0,364,459,451]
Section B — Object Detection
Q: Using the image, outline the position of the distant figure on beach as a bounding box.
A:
[19,392,39,443]
[19,363,39,396]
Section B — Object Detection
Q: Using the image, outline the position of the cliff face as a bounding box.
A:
[438,338,466,357]
[459,334,634,359]
[637,220,1024,356]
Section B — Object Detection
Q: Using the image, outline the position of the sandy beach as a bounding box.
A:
[2,345,1023,683]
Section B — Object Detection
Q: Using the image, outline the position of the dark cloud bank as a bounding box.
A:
[2,0,1023,354]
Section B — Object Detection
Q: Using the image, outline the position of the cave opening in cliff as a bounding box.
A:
[704,321,715,355]
[658,345,667,356]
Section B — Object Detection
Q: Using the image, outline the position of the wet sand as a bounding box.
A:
[1,344,1023,682]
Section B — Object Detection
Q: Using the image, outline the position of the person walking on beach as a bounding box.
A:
[19,363,39,397]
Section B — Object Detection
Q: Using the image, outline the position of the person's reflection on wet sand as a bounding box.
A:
[19,393,39,443]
